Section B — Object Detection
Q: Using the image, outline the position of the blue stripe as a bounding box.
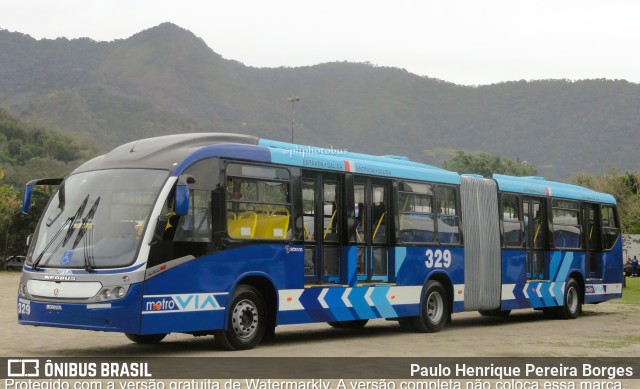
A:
[172,144,271,176]
[324,288,354,321]
[370,286,396,318]
[395,247,407,275]
[348,287,377,319]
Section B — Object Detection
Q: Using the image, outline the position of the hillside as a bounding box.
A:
[1,23,639,179]
[0,108,96,186]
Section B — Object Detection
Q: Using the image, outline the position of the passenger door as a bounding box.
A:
[302,171,342,284]
[523,197,547,280]
[353,178,390,282]
[583,203,600,278]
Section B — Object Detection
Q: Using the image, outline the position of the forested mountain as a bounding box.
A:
[1,22,639,179]
[0,108,97,185]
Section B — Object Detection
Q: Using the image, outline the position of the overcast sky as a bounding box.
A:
[1,0,638,86]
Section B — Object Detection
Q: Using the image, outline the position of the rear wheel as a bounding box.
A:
[410,280,449,333]
[125,333,167,344]
[556,278,582,319]
[215,285,266,350]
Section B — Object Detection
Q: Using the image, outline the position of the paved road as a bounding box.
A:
[3,271,640,357]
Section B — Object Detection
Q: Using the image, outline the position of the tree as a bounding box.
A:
[442,151,538,178]
[574,169,640,234]
[0,170,22,257]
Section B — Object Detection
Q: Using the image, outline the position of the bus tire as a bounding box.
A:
[216,285,266,350]
[410,280,449,333]
[556,278,582,320]
[328,319,368,329]
[125,333,167,344]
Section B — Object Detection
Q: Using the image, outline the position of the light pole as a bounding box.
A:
[288,96,300,143]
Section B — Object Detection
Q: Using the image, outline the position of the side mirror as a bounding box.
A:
[22,185,34,214]
[174,175,193,216]
[22,178,63,214]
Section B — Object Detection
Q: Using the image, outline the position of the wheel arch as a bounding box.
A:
[567,270,585,302]
[427,271,454,314]
[232,274,278,331]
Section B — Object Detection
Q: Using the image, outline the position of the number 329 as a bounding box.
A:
[424,249,452,269]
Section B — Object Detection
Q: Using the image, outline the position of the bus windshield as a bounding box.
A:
[26,169,169,269]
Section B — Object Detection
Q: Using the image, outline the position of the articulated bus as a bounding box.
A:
[18,133,623,350]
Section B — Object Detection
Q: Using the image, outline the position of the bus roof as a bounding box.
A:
[74,133,260,173]
[71,132,614,204]
[493,174,616,204]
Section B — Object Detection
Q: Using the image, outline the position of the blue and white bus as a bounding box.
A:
[17,133,623,350]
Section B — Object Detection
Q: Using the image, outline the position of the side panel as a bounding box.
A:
[501,247,623,310]
[585,237,623,303]
[139,244,304,334]
[279,245,464,324]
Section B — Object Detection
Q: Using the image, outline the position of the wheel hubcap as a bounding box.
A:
[567,287,578,313]
[426,292,444,323]
[231,299,259,338]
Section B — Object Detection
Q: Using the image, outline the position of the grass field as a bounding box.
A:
[621,276,640,305]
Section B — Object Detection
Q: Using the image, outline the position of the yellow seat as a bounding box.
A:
[253,211,271,238]
[229,211,257,238]
[254,208,290,239]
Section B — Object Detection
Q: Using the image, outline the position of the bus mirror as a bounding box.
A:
[174,183,190,216]
[22,184,34,214]
[22,178,64,214]
[26,235,32,246]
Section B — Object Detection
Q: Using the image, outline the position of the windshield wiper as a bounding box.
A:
[62,195,90,247]
[72,197,100,272]
[32,195,90,270]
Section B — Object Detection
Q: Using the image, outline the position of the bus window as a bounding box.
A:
[302,178,316,275]
[397,181,435,244]
[354,183,366,275]
[601,205,619,250]
[552,200,582,249]
[323,181,340,276]
[435,186,460,244]
[160,159,216,243]
[354,183,366,244]
[372,185,387,275]
[226,164,291,240]
[173,189,212,242]
[502,194,523,247]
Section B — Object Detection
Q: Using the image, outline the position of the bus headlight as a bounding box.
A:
[114,287,126,298]
[101,289,112,300]
[96,285,129,301]
[18,283,31,298]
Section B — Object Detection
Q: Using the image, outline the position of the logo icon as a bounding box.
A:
[7,359,40,377]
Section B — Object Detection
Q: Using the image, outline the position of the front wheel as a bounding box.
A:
[125,333,167,344]
[410,280,449,333]
[215,285,266,350]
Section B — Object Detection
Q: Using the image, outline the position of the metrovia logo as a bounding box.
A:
[142,293,227,313]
